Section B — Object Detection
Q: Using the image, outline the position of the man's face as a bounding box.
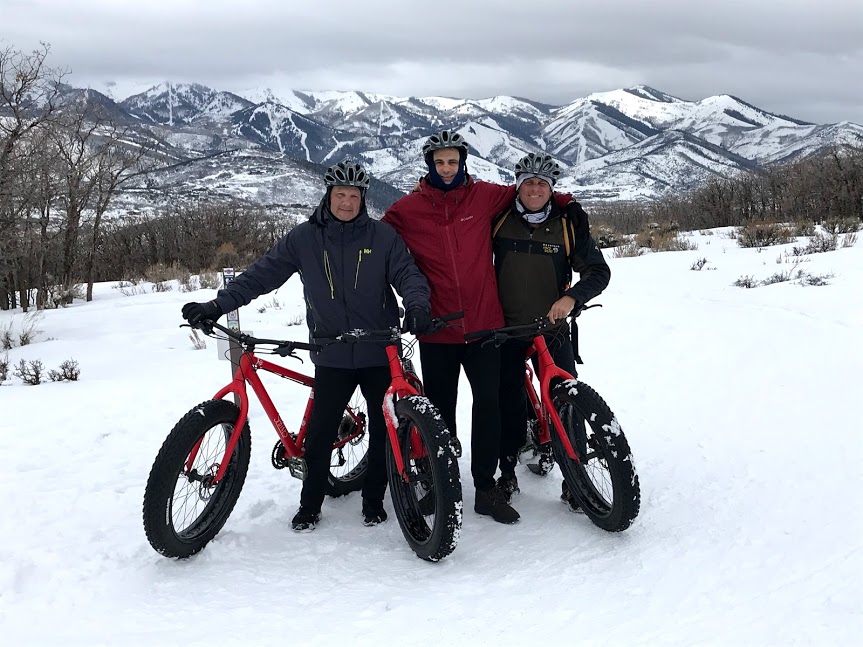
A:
[329,186,362,221]
[518,177,552,212]
[432,148,462,184]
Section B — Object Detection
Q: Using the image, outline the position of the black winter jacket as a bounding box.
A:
[214,201,431,369]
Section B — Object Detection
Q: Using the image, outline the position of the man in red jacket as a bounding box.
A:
[384,131,570,524]
[384,130,518,523]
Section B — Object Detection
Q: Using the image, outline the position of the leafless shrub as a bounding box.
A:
[690,257,709,271]
[43,284,85,309]
[13,359,44,385]
[0,353,9,382]
[736,221,794,248]
[199,272,221,289]
[635,222,697,252]
[179,274,197,293]
[213,242,241,271]
[144,261,191,283]
[189,329,207,350]
[114,280,147,297]
[842,232,857,248]
[612,241,645,258]
[18,311,44,346]
[793,231,838,255]
[733,275,758,288]
[791,221,816,237]
[48,359,80,382]
[822,217,861,235]
[761,268,799,286]
[592,224,626,249]
[799,272,834,286]
[1,323,13,350]
[286,314,304,326]
[152,280,173,293]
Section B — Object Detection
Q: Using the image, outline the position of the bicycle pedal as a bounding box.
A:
[288,457,308,481]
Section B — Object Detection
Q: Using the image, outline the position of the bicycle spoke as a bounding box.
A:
[170,424,229,534]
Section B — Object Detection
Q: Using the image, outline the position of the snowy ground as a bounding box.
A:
[1,228,861,646]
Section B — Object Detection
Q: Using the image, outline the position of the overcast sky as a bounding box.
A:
[3,0,862,124]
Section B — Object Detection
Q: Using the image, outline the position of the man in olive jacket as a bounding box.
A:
[182,161,432,532]
[492,153,610,508]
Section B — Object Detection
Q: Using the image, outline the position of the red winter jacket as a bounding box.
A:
[383,176,513,343]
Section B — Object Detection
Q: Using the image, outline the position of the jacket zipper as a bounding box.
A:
[444,197,465,322]
[323,250,334,299]
[354,249,362,289]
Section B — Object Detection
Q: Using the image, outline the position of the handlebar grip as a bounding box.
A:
[312,331,339,340]
[274,341,322,356]
[293,341,322,353]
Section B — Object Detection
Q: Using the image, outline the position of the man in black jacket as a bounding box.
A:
[492,153,611,509]
[182,161,432,532]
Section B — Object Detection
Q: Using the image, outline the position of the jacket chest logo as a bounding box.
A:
[542,243,561,255]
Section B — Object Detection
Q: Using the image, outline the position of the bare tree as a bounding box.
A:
[0,43,67,310]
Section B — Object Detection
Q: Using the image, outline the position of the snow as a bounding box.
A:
[1,228,862,645]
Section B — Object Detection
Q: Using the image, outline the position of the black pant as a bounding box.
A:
[300,365,391,513]
[499,333,577,474]
[419,341,501,491]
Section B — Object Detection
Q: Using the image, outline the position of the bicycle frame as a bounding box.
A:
[381,344,424,480]
[184,350,365,485]
[524,334,583,464]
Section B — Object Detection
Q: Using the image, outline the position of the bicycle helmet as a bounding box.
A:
[324,161,370,189]
[422,130,470,156]
[514,153,561,185]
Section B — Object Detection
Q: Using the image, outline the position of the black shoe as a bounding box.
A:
[496,472,520,504]
[362,501,388,526]
[450,436,462,458]
[291,507,321,532]
[561,480,583,514]
[475,485,520,524]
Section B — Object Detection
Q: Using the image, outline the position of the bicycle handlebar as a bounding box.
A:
[314,311,464,343]
[464,304,602,343]
[201,320,322,355]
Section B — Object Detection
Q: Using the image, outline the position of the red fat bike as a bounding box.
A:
[466,308,640,532]
[143,313,463,562]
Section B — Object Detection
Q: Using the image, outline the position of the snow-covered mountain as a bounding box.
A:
[63,81,863,204]
[121,82,254,126]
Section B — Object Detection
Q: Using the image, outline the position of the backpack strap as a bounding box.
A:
[561,205,578,257]
[492,208,511,238]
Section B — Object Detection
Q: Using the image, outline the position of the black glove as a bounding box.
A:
[182,301,222,328]
[406,307,434,335]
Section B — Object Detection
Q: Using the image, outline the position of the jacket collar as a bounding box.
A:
[310,198,370,228]
[419,174,474,201]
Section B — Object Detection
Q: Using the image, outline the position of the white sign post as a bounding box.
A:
[220,267,243,406]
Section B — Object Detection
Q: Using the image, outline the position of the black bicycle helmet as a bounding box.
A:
[324,161,370,189]
[422,130,469,156]
[514,153,562,184]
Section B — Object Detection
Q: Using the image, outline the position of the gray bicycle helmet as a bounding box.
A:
[514,153,562,185]
[422,130,469,156]
[324,161,370,189]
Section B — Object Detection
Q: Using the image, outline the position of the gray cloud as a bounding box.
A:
[2,0,861,123]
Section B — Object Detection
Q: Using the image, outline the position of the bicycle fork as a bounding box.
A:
[532,335,583,465]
